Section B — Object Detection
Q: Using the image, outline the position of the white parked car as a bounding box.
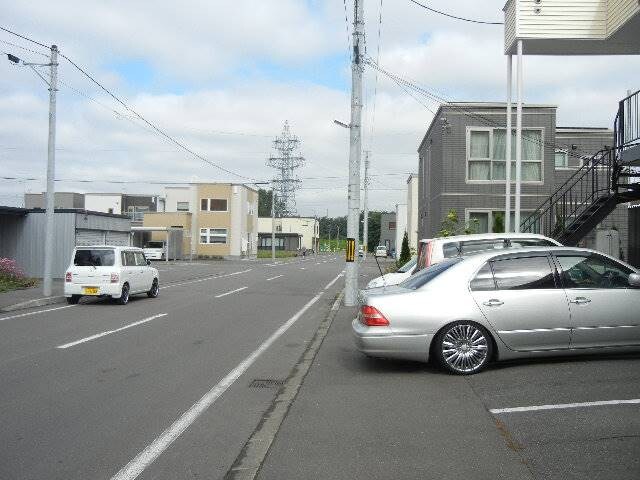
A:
[366,256,417,289]
[374,245,388,258]
[64,246,159,305]
[143,241,166,260]
[416,233,562,272]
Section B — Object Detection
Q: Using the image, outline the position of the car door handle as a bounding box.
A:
[570,297,591,305]
[483,299,504,307]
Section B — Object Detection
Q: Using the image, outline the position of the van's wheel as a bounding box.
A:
[434,321,492,375]
[66,295,80,305]
[117,283,130,305]
[147,279,159,298]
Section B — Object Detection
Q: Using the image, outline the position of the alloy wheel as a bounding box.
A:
[440,324,489,374]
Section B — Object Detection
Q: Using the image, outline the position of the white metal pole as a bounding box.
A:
[271,184,276,262]
[505,54,513,233]
[345,0,364,306]
[43,45,58,297]
[363,151,370,259]
[514,40,523,233]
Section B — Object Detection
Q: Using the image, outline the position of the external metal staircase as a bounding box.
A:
[521,90,640,245]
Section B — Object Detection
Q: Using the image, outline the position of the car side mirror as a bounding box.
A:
[147,259,151,266]
[629,273,640,287]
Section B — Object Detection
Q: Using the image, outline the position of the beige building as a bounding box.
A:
[257,217,319,252]
[143,183,258,258]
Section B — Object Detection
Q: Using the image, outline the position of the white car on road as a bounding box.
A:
[143,241,166,260]
[374,245,388,258]
[64,246,159,305]
[366,256,417,289]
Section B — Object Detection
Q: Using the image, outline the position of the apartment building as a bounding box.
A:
[417,103,629,259]
[151,183,258,258]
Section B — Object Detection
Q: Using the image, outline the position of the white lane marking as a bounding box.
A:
[161,269,252,289]
[56,313,168,349]
[0,304,75,322]
[266,275,284,281]
[110,291,324,480]
[490,399,640,414]
[324,273,344,290]
[214,286,248,298]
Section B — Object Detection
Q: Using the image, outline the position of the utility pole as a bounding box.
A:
[362,151,370,259]
[271,183,276,262]
[345,0,364,306]
[43,45,58,297]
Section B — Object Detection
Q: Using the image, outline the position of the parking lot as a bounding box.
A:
[256,260,640,480]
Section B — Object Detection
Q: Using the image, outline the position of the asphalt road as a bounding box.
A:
[257,260,640,480]
[0,254,345,480]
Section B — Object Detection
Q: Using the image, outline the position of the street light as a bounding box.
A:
[6,47,58,297]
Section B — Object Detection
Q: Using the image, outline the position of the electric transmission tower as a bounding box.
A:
[267,121,305,217]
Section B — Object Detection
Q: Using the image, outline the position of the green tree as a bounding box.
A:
[257,188,285,217]
[398,231,411,266]
[438,209,479,237]
[492,212,505,233]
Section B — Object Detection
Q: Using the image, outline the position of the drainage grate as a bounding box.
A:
[249,378,286,389]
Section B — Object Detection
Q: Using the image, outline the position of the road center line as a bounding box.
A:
[161,269,252,289]
[324,272,344,290]
[110,291,325,480]
[56,313,168,349]
[490,398,640,414]
[266,275,284,281]
[0,304,75,322]
[214,286,248,298]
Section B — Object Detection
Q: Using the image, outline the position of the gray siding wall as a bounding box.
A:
[378,213,396,251]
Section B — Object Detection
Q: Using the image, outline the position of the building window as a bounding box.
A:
[467,210,539,234]
[388,221,396,230]
[201,199,228,212]
[555,150,568,168]
[467,128,543,182]
[177,202,189,211]
[199,228,227,244]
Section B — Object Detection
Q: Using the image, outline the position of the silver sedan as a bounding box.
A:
[353,247,640,374]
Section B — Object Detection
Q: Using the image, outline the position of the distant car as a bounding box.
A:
[375,246,388,258]
[64,246,159,305]
[366,256,417,289]
[354,246,640,374]
[358,246,364,258]
[416,233,562,272]
[143,241,166,260]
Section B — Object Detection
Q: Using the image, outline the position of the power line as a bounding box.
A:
[0,38,49,57]
[59,53,255,181]
[0,26,50,49]
[407,0,503,25]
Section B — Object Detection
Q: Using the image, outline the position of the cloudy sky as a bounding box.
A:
[1,1,638,215]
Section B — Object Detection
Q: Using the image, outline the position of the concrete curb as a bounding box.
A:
[224,290,345,480]
[1,295,67,313]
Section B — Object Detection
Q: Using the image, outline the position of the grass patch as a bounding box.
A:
[257,250,299,259]
[0,276,37,293]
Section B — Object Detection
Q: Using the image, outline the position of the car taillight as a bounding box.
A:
[360,305,389,326]
[65,272,72,283]
[110,273,119,283]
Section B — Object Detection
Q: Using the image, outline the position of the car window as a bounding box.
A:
[399,258,462,290]
[491,256,556,290]
[146,242,164,248]
[460,240,506,255]
[509,238,557,248]
[397,257,417,273]
[122,251,136,266]
[556,255,633,289]
[74,249,115,267]
[134,252,147,266]
[470,264,496,291]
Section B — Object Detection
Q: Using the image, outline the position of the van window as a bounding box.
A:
[146,241,164,248]
[121,251,137,266]
[134,252,147,266]
[74,249,115,267]
[400,258,462,290]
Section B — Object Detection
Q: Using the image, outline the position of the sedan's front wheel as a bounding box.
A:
[434,322,492,375]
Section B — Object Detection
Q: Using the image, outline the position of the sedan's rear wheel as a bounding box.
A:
[117,283,130,305]
[435,322,492,375]
[147,278,159,298]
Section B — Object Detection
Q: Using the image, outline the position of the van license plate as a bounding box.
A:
[83,287,99,295]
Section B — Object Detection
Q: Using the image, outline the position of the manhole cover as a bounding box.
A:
[249,378,285,389]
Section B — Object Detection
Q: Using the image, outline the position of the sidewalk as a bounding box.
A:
[253,303,533,480]
[0,279,65,312]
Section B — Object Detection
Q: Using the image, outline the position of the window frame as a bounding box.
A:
[199,227,228,244]
[466,127,545,184]
[200,198,228,212]
[176,201,189,212]
[465,208,539,234]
